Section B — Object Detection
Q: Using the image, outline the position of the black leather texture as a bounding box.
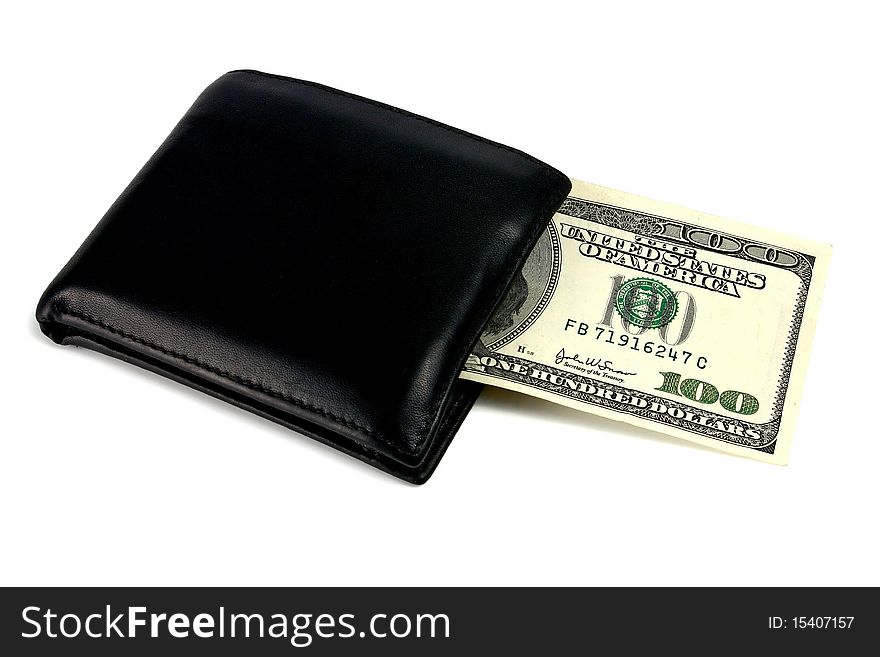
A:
[36,70,571,483]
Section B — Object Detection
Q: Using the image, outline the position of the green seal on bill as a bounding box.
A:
[615,277,679,329]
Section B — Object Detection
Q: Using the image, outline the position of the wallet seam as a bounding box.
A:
[57,309,384,441]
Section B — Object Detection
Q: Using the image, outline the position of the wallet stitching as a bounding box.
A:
[59,309,384,441]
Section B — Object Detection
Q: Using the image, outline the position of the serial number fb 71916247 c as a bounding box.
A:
[461,179,831,463]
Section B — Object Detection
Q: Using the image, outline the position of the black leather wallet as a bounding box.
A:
[36,70,571,482]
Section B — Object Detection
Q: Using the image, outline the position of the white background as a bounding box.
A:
[2,1,877,586]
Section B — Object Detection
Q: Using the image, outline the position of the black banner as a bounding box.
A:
[1,587,873,654]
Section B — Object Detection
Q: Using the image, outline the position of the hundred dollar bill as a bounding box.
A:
[461,179,830,463]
